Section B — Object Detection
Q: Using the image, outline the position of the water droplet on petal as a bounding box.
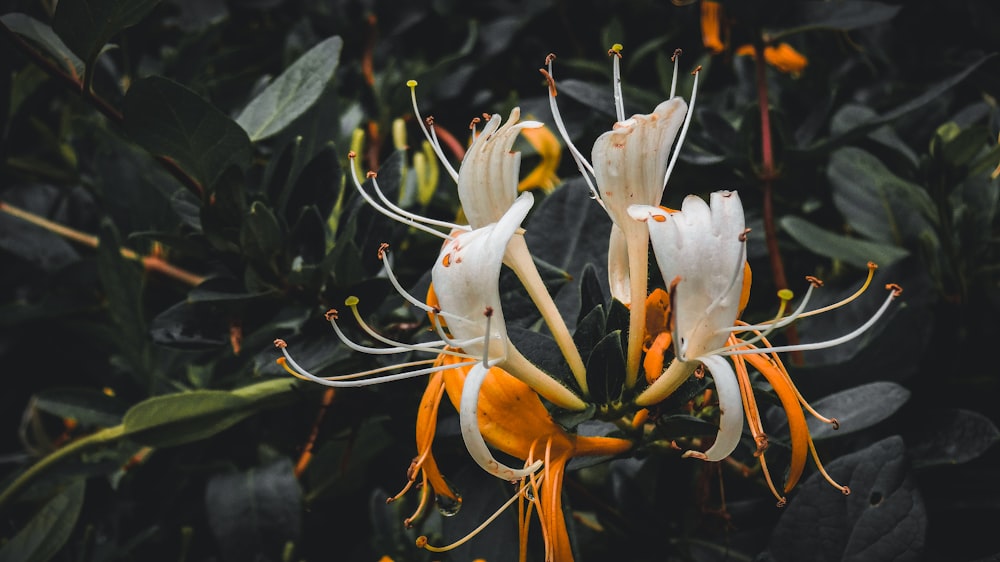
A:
[435,493,462,516]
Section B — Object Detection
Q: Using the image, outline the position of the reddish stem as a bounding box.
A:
[753,43,802,363]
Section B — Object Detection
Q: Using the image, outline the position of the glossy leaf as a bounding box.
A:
[768,436,926,562]
[123,76,252,190]
[52,0,160,67]
[804,381,911,440]
[205,457,302,562]
[34,387,127,427]
[236,36,343,141]
[908,408,1000,469]
[1,13,84,78]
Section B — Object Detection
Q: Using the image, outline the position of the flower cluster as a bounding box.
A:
[274,46,901,561]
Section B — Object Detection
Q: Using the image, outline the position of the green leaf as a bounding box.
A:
[909,409,1000,469]
[803,381,911,440]
[585,330,626,406]
[51,0,160,68]
[780,215,910,269]
[767,436,926,562]
[240,201,283,264]
[97,219,151,376]
[1,13,84,78]
[236,36,343,141]
[827,147,939,246]
[34,388,127,427]
[123,76,252,190]
[0,479,85,562]
[121,379,299,447]
[204,457,302,562]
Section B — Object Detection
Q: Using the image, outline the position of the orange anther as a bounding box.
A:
[324,309,339,321]
[886,283,903,296]
[273,338,287,348]
[377,242,389,260]
[366,171,377,179]
[671,48,682,62]
[805,275,824,288]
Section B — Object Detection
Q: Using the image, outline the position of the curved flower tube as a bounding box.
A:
[541,46,698,388]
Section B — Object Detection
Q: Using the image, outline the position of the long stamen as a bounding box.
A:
[402,470,430,527]
[669,48,682,99]
[710,283,817,355]
[609,44,626,123]
[280,357,437,381]
[274,339,479,386]
[731,340,768,456]
[325,307,473,358]
[807,435,851,495]
[416,473,545,553]
[539,55,603,206]
[369,172,467,232]
[343,297,479,355]
[407,80,460,182]
[662,64,700,190]
[758,454,788,507]
[347,154,452,240]
[797,262,878,319]
[752,337,840,428]
[721,285,901,357]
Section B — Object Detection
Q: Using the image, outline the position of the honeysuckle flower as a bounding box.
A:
[629,191,902,501]
[541,45,698,388]
[409,354,631,561]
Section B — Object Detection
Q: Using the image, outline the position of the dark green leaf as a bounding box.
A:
[780,215,910,269]
[0,479,85,562]
[585,330,626,406]
[34,388,127,427]
[148,299,228,349]
[573,304,606,365]
[804,381,911,440]
[1,13,84,78]
[97,219,151,375]
[240,201,283,264]
[933,122,991,169]
[52,0,160,68]
[826,147,939,245]
[204,457,302,562]
[655,414,719,439]
[773,1,901,37]
[908,408,1000,469]
[236,36,343,141]
[767,436,926,562]
[123,76,252,190]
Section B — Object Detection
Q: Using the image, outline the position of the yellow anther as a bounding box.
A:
[610,43,624,54]
[345,296,360,307]
[777,289,794,302]
[406,79,418,88]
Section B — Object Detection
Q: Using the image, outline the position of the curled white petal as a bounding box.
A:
[460,363,544,480]
[682,354,744,461]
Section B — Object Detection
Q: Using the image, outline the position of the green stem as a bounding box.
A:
[0,426,126,511]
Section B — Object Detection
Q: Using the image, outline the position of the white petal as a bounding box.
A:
[607,223,631,304]
[460,363,543,480]
[591,98,687,229]
[683,354,744,461]
[432,192,534,359]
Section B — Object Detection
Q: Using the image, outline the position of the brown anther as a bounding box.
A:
[415,536,428,548]
[738,227,752,242]
[805,275,824,288]
[385,496,394,504]
[324,309,339,321]
[607,48,622,58]
[671,48,682,62]
[403,518,415,529]
[366,171,377,179]
[482,112,491,121]
[886,283,903,296]
[754,434,770,456]
[484,306,494,318]
[842,486,852,496]
[538,68,558,97]
[868,261,879,270]
[691,65,703,75]
[776,497,787,508]
[545,52,556,64]
[347,151,357,159]
[273,338,287,348]
[468,117,481,130]
[425,115,435,126]
[830,418,840,430]
[432,306,441,314]
[377,242,389,260]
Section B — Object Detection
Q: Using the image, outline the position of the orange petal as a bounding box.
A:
[700,1,725,54]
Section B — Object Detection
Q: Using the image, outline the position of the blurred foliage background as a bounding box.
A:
[2,0,1000,561]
